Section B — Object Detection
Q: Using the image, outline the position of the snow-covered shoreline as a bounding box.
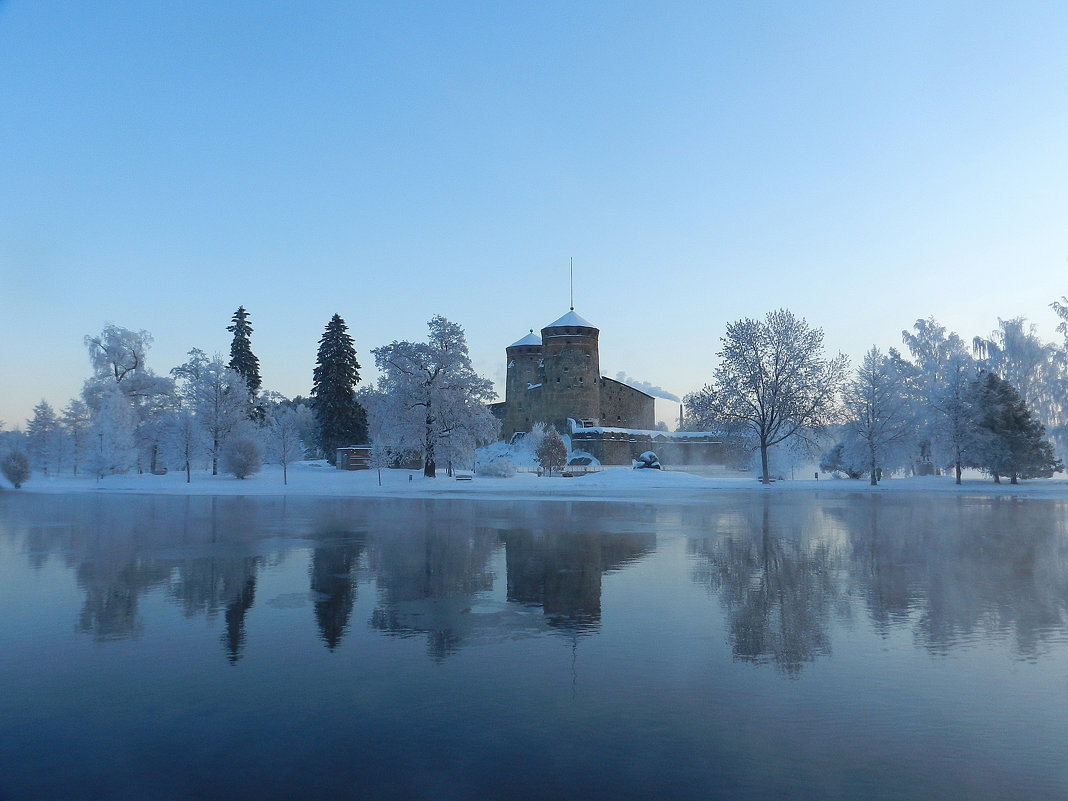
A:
[5,462,1068,502]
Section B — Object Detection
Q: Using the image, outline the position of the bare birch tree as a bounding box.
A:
[705,309,848,483]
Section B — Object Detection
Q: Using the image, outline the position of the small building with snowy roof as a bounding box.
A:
[490,309,656,450]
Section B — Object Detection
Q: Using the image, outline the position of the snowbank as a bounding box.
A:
[5,462,1068,503]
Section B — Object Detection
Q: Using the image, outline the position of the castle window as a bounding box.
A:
[579,377,583,384]
[556,377,561,382]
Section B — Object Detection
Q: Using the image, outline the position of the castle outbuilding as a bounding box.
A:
[491,310,655,444]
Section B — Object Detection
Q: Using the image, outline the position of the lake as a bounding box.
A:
[1,491,1066,800]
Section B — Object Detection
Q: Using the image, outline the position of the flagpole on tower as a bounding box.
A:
[570,257,574,311]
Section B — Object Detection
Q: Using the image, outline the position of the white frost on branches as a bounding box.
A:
[368,315,499,477]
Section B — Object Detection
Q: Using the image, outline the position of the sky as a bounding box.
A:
[2,1,1067,429]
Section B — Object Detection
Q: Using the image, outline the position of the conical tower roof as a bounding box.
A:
[545,309,596,329]
[508,330,542,348]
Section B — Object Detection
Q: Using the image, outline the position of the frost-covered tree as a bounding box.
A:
[1,450,30,489]
[901,317,972,468]
[26,400,63,475]
[370,315,499,478]
[535,427,567,476]
[164,408,202,483]
[89,382,137,477]
[972,318,1056,423]
[172,350,247,475]
[62,399,92,477]
[84,324,152,383]
[681,385,719,431]
[311,314,368,465]
[702,309,848,484]
[843,347,917,485]
[83,323,174,473]
[264,403,311,484]
[521,422,551,462]
[222,421,262,479]
[227,306,262,417]
[929,351,980,484]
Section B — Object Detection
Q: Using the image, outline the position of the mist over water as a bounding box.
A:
[1,492,1066,800]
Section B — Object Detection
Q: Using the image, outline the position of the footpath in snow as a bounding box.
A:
[5,462,1068,503]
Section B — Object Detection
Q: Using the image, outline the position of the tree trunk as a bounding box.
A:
[185,460,191,484]
[283,462,288,485]
[955,461,961,485]
[424,403,436,478]
[760,438,770,484]
[424,428,436,478]
[1010,473,1018,485]
[870,445,878,486]
[993,472,1000,484]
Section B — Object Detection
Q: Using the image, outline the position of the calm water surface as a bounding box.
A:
[1,492,1067,800]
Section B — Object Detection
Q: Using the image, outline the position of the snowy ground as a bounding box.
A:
[6,462,1068,502]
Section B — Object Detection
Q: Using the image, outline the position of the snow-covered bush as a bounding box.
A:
[819,442,864,479]
[476,456,516,477]
[1,451,30,488]
[222,433,262,479]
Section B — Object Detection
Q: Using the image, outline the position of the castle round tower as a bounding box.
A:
[502,329,544,442]
[540,309,601,431]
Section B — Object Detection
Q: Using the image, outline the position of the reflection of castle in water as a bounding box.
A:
[12,492,1068,669]
[366,517,655,658]
[500,529,655,633]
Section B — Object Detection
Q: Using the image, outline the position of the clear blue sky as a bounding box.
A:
[2,1,1067,428]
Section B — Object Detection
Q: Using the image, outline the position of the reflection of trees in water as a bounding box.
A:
[693,495,1068,670]
[836,496,1068,659]
[309,538,365,650]
[304,504,373,651]
[76,559,167,640]
[222,575,257,663]
[691,498,845,675]
[500,529,655,634]
[367,505,499,660]
[5,495,292,656]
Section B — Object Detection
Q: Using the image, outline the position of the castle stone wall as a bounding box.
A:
[598,377,655,430]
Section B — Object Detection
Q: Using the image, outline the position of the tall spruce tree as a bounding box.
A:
[227,307,262,420]
[311,314,368,464]
[970,372,1062,483]
[227,306,261,393]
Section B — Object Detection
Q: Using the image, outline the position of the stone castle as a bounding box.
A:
[490,309,656,444]
[490,309,727,466]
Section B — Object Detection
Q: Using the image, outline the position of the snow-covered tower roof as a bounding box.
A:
[508,330,542,348]
[545,309,596,330]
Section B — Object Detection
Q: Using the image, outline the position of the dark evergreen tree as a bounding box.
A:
[227,306,262,398]
[311,314,368,464]
[969,373,1062,483]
